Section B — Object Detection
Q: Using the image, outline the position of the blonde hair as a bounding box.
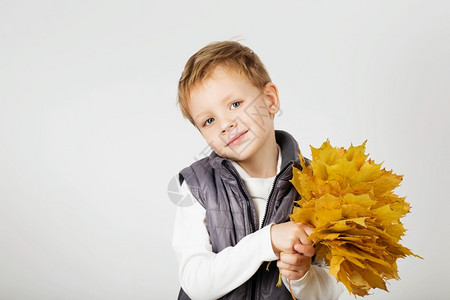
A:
[177,41,272,125]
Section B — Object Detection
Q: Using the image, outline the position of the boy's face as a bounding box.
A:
[188,66,280,162]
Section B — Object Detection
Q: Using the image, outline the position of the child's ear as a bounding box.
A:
[263,82,280,116]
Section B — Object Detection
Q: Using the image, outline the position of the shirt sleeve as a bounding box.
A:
[172,181,278,300]
[281,259,345,300]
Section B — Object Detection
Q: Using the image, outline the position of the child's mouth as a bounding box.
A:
[226,130,249,146]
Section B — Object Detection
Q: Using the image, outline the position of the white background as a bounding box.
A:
[1,0,449,299]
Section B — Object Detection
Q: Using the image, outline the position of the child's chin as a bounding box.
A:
[224,149,252,161]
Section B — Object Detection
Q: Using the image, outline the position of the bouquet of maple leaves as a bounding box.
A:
[289,140,421,297]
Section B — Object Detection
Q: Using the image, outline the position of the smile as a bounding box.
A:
[226,130,249,146]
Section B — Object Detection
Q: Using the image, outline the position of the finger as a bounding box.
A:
[294,225,311,245]
[277,258,310,272]
[301,236,314,246]
[294,244,315,257]
[295,224,315,245]
[279,268,308,281]
[277,260,297,271]
[279,252,309,266]
[278,254,311,267]
[303,224,315,236]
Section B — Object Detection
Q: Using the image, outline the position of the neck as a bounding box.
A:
[236,135,279,178]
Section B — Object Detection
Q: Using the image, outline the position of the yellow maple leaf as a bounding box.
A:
[289,140,422,297]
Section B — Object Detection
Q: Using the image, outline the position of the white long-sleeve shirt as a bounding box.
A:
[172,155,344,300]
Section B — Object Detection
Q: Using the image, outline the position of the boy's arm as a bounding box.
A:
[281,259,345,299]
[172,182,278,300]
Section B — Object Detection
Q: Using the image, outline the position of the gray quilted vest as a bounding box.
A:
[177,130,302,300]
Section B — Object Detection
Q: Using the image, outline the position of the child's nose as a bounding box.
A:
[221,120,237,134]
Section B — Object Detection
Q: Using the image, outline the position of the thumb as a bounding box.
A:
[304,225,315,236]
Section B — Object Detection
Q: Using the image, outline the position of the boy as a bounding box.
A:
[172,41,343,299]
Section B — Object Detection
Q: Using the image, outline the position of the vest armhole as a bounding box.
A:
[179,172,207,209]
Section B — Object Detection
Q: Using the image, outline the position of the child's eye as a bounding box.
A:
[230,101,241,109]
[204,117,214,126]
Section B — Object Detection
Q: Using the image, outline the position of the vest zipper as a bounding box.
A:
[260,162,293,228]
[223,163,256,233]
[224,160,296,300]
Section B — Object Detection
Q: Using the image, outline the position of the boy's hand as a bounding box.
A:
[270,221,314,256]
[270,221,315,280]
[277,244,315,280]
